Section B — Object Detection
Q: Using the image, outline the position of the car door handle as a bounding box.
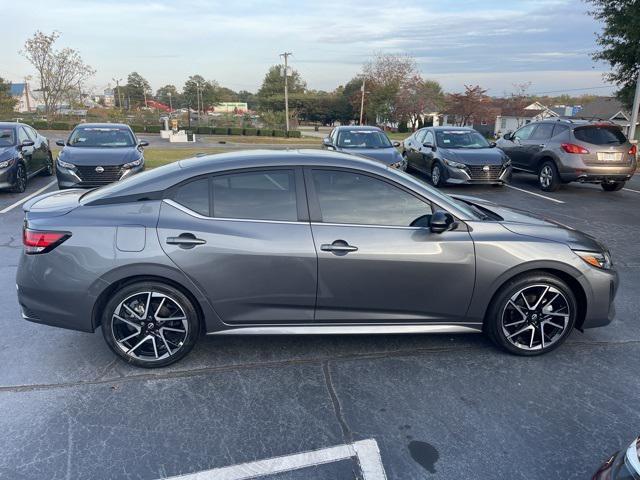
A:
[166,234,206,248]
[538,144,546,148]
[321,241,358,253]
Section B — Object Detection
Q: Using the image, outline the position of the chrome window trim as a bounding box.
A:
[311,221,425,231]
[163,199,306,225]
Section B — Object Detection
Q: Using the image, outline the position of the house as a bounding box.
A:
[494,101,558,136]
[9,83,37,113]
[573,97,638,139]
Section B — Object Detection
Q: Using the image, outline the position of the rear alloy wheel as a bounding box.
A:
[538,161,560,192]
[431,163,445,188]
[102,282,200,368]
[601,181,624,192]
[403,152,412,172]
[11,163,27,193]
[486,273,576,355]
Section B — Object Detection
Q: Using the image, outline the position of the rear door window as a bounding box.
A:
[552,124,570,137]
[212,170,297,221]
[574,126,627,145]
[530,124,554,141]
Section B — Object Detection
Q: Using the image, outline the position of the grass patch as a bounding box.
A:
[206,135,318,145]
[144,148,232,168]
[386,132,411,141]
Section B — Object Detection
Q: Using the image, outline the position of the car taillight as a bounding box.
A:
[629,145,637,156]
[561,143,589,154]
[23,228,70,254]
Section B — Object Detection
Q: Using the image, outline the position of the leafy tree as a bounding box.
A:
[155,84,180,108]
[587,0,640,108]
[257,65,306,114]
[124,72,152,108]
[20,30,95,118]
[0,78,18,114]
[182,75,221,110]
[397,79,445,130]
[445,85,496,126]
[237,90,258,110]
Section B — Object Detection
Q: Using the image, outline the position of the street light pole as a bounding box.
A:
[629,71,640,142]
[168,92,173,113]
[280,52,292,132]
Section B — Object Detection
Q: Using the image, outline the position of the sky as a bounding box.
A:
[0,0,613,97]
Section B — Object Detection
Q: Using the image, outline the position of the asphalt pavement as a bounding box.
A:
[0,159,638,480]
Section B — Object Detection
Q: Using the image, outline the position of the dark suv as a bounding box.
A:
[0,122,53,193]
[497,119,637,192]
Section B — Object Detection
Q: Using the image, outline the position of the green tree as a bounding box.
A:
[155,84,180,108]
[587,0,640,107]
[124,72,152,108]
[0,78,18,114]
[182,75,221,110]
[257,65,306,112]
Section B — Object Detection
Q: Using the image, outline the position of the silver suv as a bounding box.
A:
[497,119,637,192]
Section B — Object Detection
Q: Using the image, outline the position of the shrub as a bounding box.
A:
[272,129,286,137]
[228,127,243,136]
[257,129,273,136]
[50,122,71,130]
[213,127,229,135]
[130,124,145,133]
[145,125,162,133]
[243,128,257,136]
[31,121,49,130]
[196,126,212,135]
[287,130,302,138]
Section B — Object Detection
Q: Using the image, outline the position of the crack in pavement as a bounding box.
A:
[0,338,639,394]
[322,361,353,444]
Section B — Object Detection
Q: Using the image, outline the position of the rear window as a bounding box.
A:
[574,126,627,145]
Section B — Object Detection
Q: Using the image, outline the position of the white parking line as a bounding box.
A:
[0,180,57,214]
[162,439,387,480]
[506,185,565,204]
[623,187,640,194]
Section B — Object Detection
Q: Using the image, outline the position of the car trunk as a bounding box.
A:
[22,188,84,219]
[572,125,631,165]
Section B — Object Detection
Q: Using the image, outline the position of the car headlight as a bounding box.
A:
[0,158,15,169]
[443,158,465,169]
[123,158,144,169]
[57,158,75,169]
[574,250,612,269]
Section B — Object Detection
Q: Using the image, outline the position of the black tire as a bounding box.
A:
[101,281,201,368]
[42,152,54,176]
[403,152,412,172]
[431,162,445,188]
[485,272,576,356]
[538,160,560,192]
[11,163,27,193]
[601,181,624,192]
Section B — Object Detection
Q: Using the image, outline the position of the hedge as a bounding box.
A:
[130,124,145,133]
[287,130,301,138]
[29,121,49,130]
[196,126,213,135]
[213,127,229,135]
[228,127,243,136]
[272,129,286,137]
[256,129,270,136]
[243,128,257,136]
[50,122,71,130]
[145,125,162,133]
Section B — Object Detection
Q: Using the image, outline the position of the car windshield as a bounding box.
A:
[574,125,627,145]
[336,130,393,149]
[68,127,135,148]
[0,128,15,146]
[436,130,490,149]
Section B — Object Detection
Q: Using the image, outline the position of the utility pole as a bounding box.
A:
[112,78,123,110]
[168,92,173,113]
[359,79,366,125]
[280,52,292,132]
[630,71,640,142]
[24,76,32,112]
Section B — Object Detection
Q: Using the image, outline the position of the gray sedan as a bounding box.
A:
[16,149,617,367]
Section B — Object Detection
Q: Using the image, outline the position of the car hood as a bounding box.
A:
[0,146,17,160]
[454,195,606,252]
[336,147,401,165]
[60,146,141,166]
[440,147,505,165]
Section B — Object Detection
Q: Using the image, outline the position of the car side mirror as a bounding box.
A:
[489,141,497,148]
[56,140,65,147]
[322,137,333,148]
[423,142,436,151]
[430,210,455,234]
[502,132,512,141]
[392,141,401,147]
[21,140,35,148]
[138,140,149,147]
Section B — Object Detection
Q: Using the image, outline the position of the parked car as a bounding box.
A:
[322,125,406,170]
[55,123,148,189]
[593,437,639,479]
[496,119,637,192]
[0,122,53,193]
[17,149,617,367]
[403,127,512,187]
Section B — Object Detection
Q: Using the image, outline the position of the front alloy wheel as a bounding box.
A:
[12,163,27,193]
[486,273,576,355]
[431,163,444,188]
[102,282,200,367]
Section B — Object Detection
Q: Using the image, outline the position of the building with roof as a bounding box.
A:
[493,101,558,136]
[9,83,37,113]
[573,97,638,138]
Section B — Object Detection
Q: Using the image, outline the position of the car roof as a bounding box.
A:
[431,126,475,132]
[333,125,383,132]
[0,122,21,129]
[73,123,132,129]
